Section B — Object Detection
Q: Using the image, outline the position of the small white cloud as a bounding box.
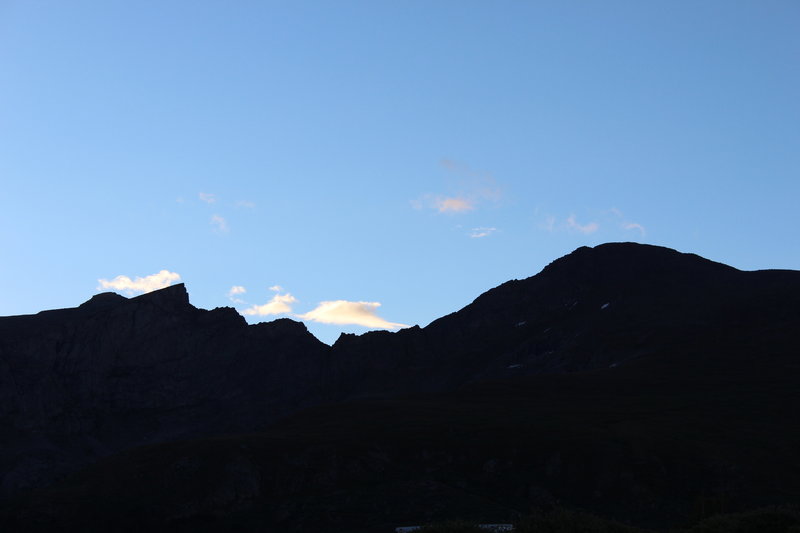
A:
[199,192,216,204]
[435,196,474,213]
[227,285,247,304]
[211,214,228,233]
[228,286,247,296]
[297,300,409,330]
[236,200,255,208]
[242,292,297,316]
[176,197,185,203]
[97,270,181,295]
[268,285,283,292]
[566,214,599,234]
[469,227,497,238]
[623,222,646,237]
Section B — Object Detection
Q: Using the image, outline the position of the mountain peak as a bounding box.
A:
[131,283,191,311]
[79,291,128,310]
[540,242,737,282]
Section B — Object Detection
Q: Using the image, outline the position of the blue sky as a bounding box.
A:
[1,1,798,344]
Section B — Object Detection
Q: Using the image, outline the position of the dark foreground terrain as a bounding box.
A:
[1,243,798,531]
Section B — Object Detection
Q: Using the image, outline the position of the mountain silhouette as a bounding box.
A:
[1,242,798,531]
[0,283,329,493]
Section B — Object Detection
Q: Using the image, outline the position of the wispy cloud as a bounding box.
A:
[440,158,503,202]
[236,200,255,209]
[242,292,297,316]
[609,208,646,237]
[541,215,557,232]
[210,214,229,233]
[469,227,497,238]
[539,209,643,237]
[413,194,476,213]
[439,158,462,172]
[566,214,599,234]
[199,192,216,204]
[297,300,409,330]
[268,285,283,292]
[97,270,181,295]
[623,222,646,237]
[414,159,502,214]
[436,196,475,213]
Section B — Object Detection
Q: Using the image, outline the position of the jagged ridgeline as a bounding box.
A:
[1,243,799,532]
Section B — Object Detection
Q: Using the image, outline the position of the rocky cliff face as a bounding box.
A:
[0,284,329,493]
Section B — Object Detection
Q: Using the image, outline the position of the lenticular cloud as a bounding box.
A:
[297,300,408,330]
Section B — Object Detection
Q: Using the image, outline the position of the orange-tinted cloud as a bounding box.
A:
[297,300,408,329]
[436,196,475,213]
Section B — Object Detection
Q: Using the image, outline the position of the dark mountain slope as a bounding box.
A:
[0,284,329,493]
[1,242,798,532]
[5,340,799,532]
[329,243,797,395]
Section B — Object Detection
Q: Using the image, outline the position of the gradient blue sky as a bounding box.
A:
[1,1,798,344]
